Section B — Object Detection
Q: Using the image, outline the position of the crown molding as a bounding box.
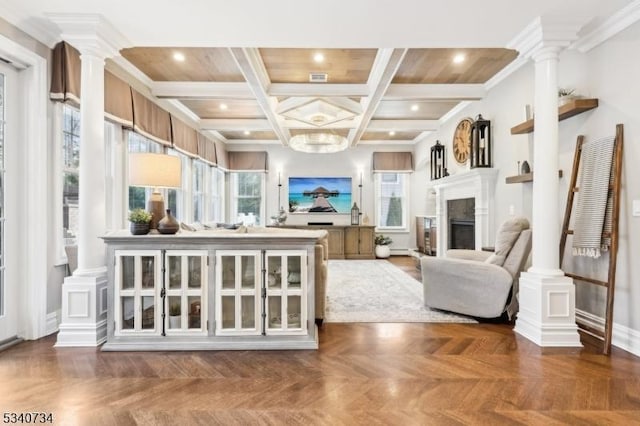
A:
[0,1,60,48]
[571,0,640,52]
[108,56,154,87]
[47,13,130,58]
[483,55,529,91]
[151,81,253,99]
[161,99,201,126]
[200,118,272,131]
[383,84,485,101]
[508,16,588,59]
[224,139,281,145]
[438,101,472,126]
[367,119,439,132]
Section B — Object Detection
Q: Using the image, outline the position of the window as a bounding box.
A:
[0,72,4,316]
[209,167,225,223]
[192,160,206,223]
[167,149,188,221]
[231,172,264,225]
[62,105,80,246]
[375,172,408,231]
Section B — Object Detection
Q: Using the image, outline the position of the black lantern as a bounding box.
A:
[430,140,446,180]
[351,202,360,225]
[470,114,492,168]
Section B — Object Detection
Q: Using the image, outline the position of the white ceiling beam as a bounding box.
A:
[281,119,356,129]
[367,120,440,131]
[229,47,291,145]
[351,48,408,146]
[269,83,370,97]
[150,81,254,99]
[383,84,485,100]
[225,139,282,145]
[199,118,272,131]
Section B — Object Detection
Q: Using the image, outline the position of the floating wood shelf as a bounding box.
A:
[505,170,563,184]
[510,98,599,135]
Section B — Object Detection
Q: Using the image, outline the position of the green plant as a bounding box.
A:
[374,234,393,246]
[169,303,181,316]
[128,208,152,224]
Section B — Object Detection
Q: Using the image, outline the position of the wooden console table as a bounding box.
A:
[274,225,375,259]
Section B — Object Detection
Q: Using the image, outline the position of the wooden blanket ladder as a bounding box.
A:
[559,124,623,355]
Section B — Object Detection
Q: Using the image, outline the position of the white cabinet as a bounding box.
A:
[165,250,208,335]
[114,250,162,336]
[265,250,307,335]
[215,250,308,336]
[215,250,262,335]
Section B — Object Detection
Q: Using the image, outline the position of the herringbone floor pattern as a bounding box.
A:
[1,258,639,425]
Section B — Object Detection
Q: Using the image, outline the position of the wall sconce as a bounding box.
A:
[470,114,492,168]
[430,140,446,180]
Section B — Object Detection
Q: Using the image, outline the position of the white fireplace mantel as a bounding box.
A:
[429,168,499,257]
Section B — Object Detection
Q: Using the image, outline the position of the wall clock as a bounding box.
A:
[452,118,473,164]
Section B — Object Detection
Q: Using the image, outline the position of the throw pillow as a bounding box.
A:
[485,217,530,266]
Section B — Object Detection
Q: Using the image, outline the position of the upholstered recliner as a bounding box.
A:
[314,232,329,325]
[420,217,532,319]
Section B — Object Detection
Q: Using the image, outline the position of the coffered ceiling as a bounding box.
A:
[4,0,633,148]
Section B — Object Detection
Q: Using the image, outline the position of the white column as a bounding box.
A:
[514,47,581,347]
[50,14,129,346]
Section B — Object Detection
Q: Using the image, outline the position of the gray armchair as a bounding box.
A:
[421,218,532,319]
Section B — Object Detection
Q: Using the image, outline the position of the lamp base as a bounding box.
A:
[147,190,165,230]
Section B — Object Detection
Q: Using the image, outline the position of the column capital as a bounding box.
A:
[508,15,589,60]
[47,13,130,59]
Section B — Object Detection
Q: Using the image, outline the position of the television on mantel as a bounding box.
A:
[288,177,352,214]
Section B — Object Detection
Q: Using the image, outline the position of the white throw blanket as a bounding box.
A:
[572,135,615,258]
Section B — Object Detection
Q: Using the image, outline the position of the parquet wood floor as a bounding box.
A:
[1,257,639,425]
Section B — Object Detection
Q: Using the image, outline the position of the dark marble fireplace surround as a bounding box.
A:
[447,198,475,250]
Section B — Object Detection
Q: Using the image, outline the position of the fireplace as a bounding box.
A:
[447,198,475,250]
[429,168,498,257]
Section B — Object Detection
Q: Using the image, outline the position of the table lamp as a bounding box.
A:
[128,153,182,230]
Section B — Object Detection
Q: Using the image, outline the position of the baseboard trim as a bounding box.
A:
[0,336,23,352]
[45,310,60,336]
[575,309,640,357]
[54,319,107,347]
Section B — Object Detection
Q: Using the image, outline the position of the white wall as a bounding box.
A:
[229,144,416,251]
[414,20,640,336]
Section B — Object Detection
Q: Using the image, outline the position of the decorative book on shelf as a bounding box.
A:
[510,98,599,135]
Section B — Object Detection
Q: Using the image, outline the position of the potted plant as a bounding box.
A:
[374,234,393,259]
[558,88,576,106]
[128,208,152,235]
[169,302,181,329]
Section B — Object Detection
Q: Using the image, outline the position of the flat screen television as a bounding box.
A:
[288,177,352,214]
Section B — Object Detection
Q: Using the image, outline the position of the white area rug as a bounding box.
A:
[325,260,477,323]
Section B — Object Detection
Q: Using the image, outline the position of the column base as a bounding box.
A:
[55,269,108,347]
[514,271,582,347]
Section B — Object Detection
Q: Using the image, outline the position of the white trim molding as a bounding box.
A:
[571,0,640,53]
[575,309,640,357]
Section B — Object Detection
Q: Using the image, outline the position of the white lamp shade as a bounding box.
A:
[129,153,182,188]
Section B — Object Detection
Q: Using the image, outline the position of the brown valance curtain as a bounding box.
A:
[131,89,172,146]
[104,71,133,127]
[50,41,81,105]
[228,151,269,172]
[372,152,413,172]
[197,133,217,165]
[170,115,198,157]
[215,140,229,171]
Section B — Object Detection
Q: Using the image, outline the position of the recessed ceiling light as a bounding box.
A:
[173,52,185,62]
[453,53,465,64]
[219,103,228,110]
[244,130,251,136]
[313,52,325,63]
[410,104,419,112]
[389,131,396,136]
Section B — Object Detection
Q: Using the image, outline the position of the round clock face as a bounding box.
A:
[453,118,473,164]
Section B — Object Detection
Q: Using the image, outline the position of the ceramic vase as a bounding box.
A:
[520,160,531,174]
[129,222,150,235]
[158,209,180,234]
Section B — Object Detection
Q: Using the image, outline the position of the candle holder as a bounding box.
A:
[470,114,492,168]
[430,140,446,180]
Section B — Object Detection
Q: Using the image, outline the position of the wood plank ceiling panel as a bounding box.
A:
[121,47,245,82]
[219,130,278,140]
[259,48,378,83]
[180,99,266,119]
[361,131,421,141]
[393,48,518,84]
[373,100,458,120]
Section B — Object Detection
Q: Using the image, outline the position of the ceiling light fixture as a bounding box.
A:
[313,52,325,63]
[278,98,360,127]
[219,103,228,110]
[453,53,466,64]
[173,52,185,62]
[289,132,349,154]
[411,104,419,112]
[244,130,251,136]
[389,131,396,136]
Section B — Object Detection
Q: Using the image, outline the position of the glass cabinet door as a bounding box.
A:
[215,250,261,335]
[114,250,162,335]
[165,250,208,335]
[265,250,307,335]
